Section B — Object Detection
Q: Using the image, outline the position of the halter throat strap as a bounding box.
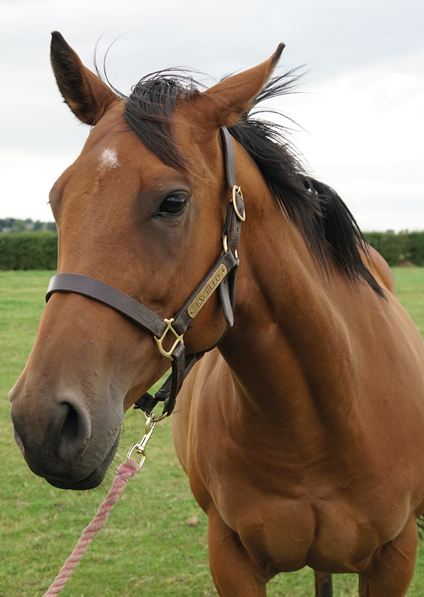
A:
[45,127,244,417]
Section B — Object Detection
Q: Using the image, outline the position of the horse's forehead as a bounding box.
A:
[82,102,160,170]
[98,146,120,169]
[86,102,130,150]
[81,102,214,184]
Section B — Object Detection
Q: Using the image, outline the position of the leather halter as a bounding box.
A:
[45,128,244,417]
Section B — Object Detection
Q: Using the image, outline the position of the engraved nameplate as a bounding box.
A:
[187,264,228,318]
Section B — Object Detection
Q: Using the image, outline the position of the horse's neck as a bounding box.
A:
[218,182,357,438]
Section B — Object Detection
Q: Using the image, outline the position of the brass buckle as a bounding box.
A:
[231,185,246,222]
[154,318,184,361]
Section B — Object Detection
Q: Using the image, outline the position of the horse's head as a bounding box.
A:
[9,32,283,489]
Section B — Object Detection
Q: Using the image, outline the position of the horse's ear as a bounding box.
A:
[193,43,285,129]
[50,31,118,126]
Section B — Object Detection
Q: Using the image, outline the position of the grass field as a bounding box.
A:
[1,268,424,596]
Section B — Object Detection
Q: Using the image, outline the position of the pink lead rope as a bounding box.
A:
[42,412,162,596]
[43,458,141,596]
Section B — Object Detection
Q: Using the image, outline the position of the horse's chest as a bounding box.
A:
[195,442,389,575]
[188,399,417,575]
[222,492,381,575]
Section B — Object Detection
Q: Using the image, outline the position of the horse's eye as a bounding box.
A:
[159,193,188,216]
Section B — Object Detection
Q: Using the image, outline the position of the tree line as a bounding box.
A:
[0,218,57,234]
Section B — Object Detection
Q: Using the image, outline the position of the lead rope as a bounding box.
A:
[43,413,159,596]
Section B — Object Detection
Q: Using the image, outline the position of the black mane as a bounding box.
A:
[120,70,383,296]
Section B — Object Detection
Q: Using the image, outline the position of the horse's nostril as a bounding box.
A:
[61,402,79,441]
[58,401,91,459]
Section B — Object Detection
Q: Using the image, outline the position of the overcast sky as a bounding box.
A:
[1,0,423,231]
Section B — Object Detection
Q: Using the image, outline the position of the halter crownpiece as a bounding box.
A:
[45,127,244,417]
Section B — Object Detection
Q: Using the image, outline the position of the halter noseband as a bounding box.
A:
[45,128,245,417]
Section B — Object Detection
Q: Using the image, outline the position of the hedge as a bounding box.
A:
[0,231,423,270]
[407,232,424,266]
[363,232,424,267]
[0,231,58,270]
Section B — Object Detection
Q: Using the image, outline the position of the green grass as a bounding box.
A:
[392,267,424,336]
[1,269,424,596]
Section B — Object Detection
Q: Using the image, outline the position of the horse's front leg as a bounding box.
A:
[358,517,417,597]
[314,571,333,596]
[207,507,268,597]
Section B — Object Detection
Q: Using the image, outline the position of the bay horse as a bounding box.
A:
[9,32,424,596]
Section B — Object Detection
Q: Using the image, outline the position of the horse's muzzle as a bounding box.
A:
[9,383,122,489]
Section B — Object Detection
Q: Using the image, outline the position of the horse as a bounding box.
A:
[9,32,424,597]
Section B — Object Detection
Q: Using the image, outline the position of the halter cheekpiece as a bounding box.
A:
[45,128,245,418]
